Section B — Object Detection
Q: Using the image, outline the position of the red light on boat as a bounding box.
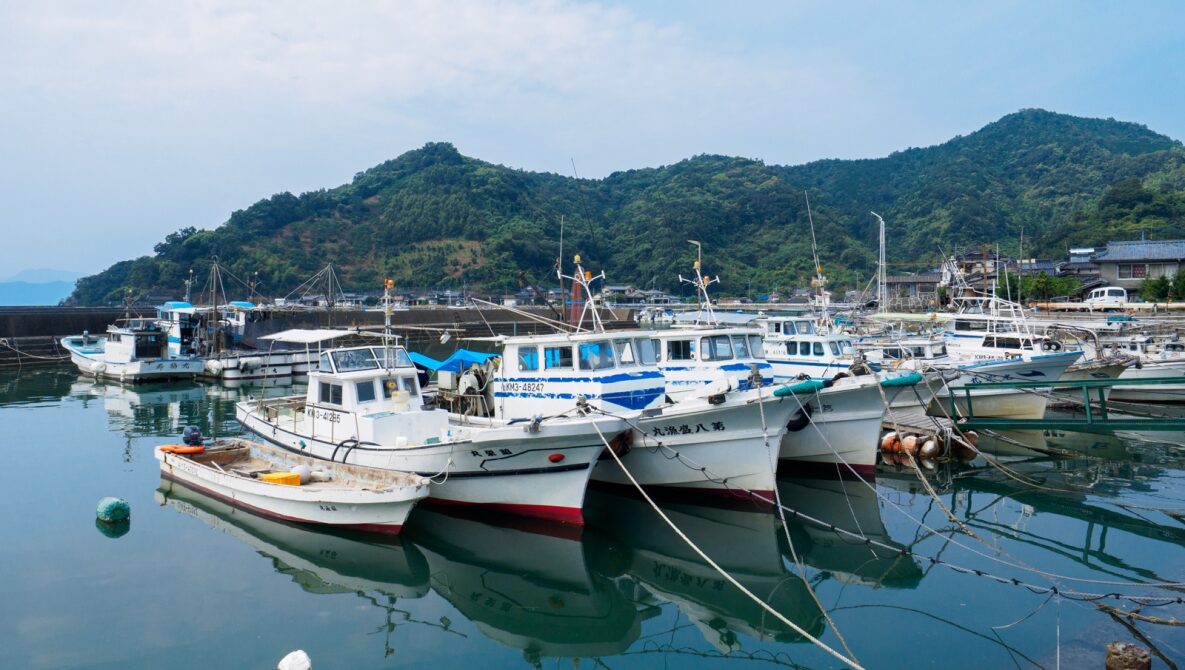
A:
[548,453,565,463]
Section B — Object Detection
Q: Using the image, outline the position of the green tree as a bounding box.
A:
[1140,275,1171,301]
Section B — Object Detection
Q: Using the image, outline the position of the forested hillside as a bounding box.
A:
[72,109,1185,304]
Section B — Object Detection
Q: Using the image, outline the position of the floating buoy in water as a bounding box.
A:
[278,649,312,670]
[963,430,979,447]
[96,497,130,523]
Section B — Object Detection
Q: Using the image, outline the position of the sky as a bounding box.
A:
[1,0,1183,279]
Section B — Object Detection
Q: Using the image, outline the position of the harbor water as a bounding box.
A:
[3,365,1185,668]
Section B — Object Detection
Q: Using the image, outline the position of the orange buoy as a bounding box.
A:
[159,444,205,455]
[880,431,900,453]
[919,439,939,459]
[901,434,919,456]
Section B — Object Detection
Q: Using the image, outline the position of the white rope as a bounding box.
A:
[588,419,865,670]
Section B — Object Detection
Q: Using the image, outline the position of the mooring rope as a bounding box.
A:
[587,418,867,670]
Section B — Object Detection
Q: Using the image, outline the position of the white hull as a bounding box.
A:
[779,377,900,478]
[1111,360,1185,403]
[927,389,1049,420]
[592,392,791,497]
[65,347,204,382]
[237,399,618,524]
[155,441,427,533]
[925,352,1081,419]
[200,350,318,381]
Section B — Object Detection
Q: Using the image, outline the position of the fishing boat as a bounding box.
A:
[61,318,205,382]
[154,435,429,534]
[238,282,627,525]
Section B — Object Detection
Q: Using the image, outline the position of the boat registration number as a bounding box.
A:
[502,382,545,393]
[305,408,342,423]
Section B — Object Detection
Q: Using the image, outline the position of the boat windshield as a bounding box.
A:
[637,338,659,365]
[578,341,616,370]
[331,348,379,372]
[370,346,412,368]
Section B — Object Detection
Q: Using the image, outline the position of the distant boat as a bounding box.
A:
[61,318,204,382]
[155,436,429,534]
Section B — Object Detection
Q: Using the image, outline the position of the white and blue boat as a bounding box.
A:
[61,318,205,382]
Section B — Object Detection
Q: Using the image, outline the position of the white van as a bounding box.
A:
[1084,286,1128,309]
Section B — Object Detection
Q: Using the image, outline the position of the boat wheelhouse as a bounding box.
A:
[757,315,860,381]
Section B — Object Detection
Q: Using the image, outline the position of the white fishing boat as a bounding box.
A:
[758,315,860,381]
[238,282,627,525]
[154,435,429,534]
[61,319,205,382]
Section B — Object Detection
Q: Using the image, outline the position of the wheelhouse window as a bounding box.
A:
[320,382,343,405]
[701,335,734,361]
[781,322,797,336]
[355,380,377,403]
[799,342,812,356]
[612,339,636,366]
[544,346,573,369]
[332,349,378,372]
[518,346,539,371]
[637,339,659,365]
[370,347,412,368]
[829,342,840,356]
[812,342,824,356]
[732,335,751,358]
[319,353,332,372]
[667,339,695,361]
[400,376,419,396]
[578,341,616,370]
[748,335,764,358]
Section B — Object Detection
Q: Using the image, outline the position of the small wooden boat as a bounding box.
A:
[155,437,429,534]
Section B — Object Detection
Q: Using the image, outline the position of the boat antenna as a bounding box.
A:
[556,214,565,307]
[382,278,394,370]
[184,268,194,303]
[805,191,830,325]
[679,240,719,325]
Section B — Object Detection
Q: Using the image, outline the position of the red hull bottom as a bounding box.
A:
[424,496,585,526]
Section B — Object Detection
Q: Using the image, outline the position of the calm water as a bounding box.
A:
[3,365,1185,669]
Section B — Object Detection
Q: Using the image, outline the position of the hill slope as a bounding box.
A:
[72,109,1185,304]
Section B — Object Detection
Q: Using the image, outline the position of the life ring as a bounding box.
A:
[159,444,205,454]
[786,404,813,432]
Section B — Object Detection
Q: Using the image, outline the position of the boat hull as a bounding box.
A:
[1111,360,1185,403]
[155,445,427,534]
[591,392,790,500]
[778,377,899,479]
[236,400,617,525]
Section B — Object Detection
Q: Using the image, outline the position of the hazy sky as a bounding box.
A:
[1,1,1182,278]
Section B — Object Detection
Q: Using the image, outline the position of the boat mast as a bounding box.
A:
[382,278,394,371]
[679,240,719,325]
[805,192,830,325]
[557,254,605,332]
[871,212,886,314]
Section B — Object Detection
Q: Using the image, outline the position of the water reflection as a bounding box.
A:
[586,490,825,652]
[156,479,445,658]
[66,375,304,440]
[409,507,645,664]
[776,476,923,589]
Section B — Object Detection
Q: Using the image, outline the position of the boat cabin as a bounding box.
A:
[756,316,857,381]
[297,345,450,446]
[105,319,169,364]
[650,327,772,399]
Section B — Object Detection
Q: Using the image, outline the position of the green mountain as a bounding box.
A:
[71,109,1185,305]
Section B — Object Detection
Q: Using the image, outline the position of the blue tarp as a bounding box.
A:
[410,348,500,374]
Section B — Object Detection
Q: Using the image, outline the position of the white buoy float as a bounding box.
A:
[278,650,312,670]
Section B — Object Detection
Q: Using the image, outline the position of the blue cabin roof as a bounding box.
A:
[409,349,500,374]
[160,301,193,310]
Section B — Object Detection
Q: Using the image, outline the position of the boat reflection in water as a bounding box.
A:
[775,476,923,589]
[408,507,648,665]
[72,378,208,437]
[586,490,825,653]
[156,479,430,599]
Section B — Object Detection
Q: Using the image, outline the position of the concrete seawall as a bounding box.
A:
[0,305,636,369]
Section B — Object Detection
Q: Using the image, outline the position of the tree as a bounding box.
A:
[1140,275,1171,302]
[1172,270,1185,301]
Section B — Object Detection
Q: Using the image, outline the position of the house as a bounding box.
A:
[884,273,942,309]
[1059,248,1100,278]
[1091,239,1184,291]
